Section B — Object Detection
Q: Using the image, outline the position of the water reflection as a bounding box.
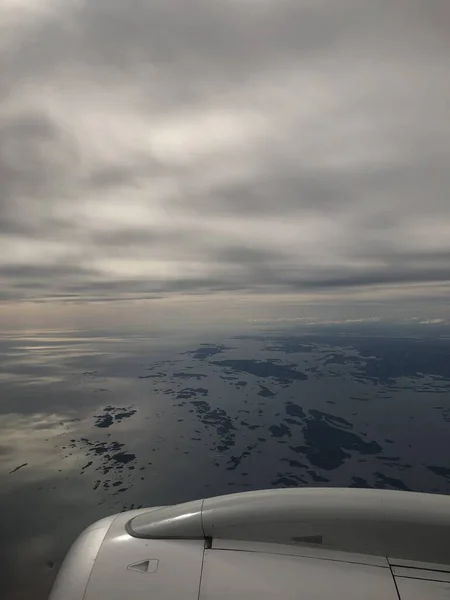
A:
[1,324,450,599]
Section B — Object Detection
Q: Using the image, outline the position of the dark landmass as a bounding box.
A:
[176,388,208,399]
[281,458,307,469]
[186,344,233,360]
[374,471,410,491]
[94,406,137,428]
[427,465,450,481]
[114,409,137,423]
[308,470,330,483]
[285,401,305,420]
[66,438,137,489]
[226,444,256,471]
[94,414,113,428]
[112,452,135,465]
[190,400,235,452]
[266,333,450,388]
[289,409,382,470]
[211,359,308,383]
[272,472,307,487]
[269,424,291,438]
[258,385,275,397]
[9,463,28,474]
[173,372,207,380]
[309,410,353,430]
[264,340,317,354]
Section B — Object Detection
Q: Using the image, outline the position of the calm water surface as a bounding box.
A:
[1,323,450,599]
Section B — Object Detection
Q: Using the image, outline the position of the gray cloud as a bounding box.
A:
[1,0,357,97]
[1,0,450,309]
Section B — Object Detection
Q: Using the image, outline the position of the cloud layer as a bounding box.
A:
[1,0,450,307]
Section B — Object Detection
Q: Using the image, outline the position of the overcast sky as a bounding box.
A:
[1,0,450,328]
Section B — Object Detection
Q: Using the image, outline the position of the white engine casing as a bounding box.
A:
[49,488,450,600]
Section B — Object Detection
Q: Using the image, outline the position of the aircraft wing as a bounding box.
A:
[49,487,450,600]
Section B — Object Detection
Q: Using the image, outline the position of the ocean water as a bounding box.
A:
[1,322,450,599]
